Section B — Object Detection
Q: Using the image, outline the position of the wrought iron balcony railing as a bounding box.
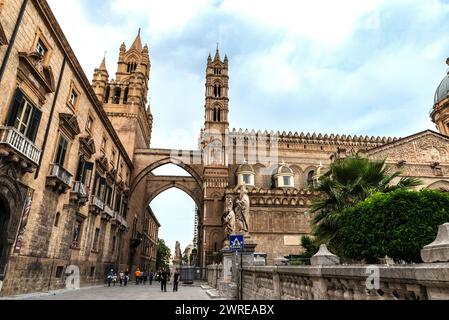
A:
[48,163,72,186]
[0,126,41,165]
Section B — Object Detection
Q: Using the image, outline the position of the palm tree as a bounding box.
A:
[311,155,421,250]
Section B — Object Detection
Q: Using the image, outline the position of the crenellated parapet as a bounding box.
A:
[229,128,398,148]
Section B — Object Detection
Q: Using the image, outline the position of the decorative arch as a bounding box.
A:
[427,180,449,191]
[130,156,203,195]
[145,182,203,210]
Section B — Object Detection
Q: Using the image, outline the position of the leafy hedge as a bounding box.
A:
[339,189,449,263]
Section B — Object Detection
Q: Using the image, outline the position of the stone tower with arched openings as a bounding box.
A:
[92,29,153,160]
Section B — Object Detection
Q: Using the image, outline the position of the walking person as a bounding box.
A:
[142,271,147,285]
[124,269,129,286]
[135,268,141,285]
[173,269,180,292]
[106,269,114,287]
[112,273,118,287]
[119,271,124,286]
[161,269,168,292]
[149,270,154,286]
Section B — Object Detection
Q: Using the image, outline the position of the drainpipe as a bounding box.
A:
[0,0,29,83]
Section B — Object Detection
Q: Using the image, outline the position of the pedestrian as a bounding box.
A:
[107,269,114,287]
[149,270,154,286]
[135,268,141,285]
[112,273,118,287]
[142,270,147,285]
[173,269,180,292]
[161,269,168,292]
[119,271,124,286]
[124,269,129,286]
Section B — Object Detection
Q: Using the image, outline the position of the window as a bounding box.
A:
[54,212,60,227]
[90,267,95,277]
[104,86,110,103]
[69,90,77,107]
[54,135,69,167]
[243,174,251,185]
[307,171,315,188]
[36,40,47,57]
[72,220,82,247]
[92,228,100,251]
[6,89,42,142]
[75,156,94,186]
[86,114,93,132]
[123,87,129,104]
[55,266,64,278]
[283,176,292,186]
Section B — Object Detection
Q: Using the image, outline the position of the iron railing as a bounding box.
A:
[0,126,41,164]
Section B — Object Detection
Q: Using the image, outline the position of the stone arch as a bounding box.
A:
[145,181,203,210]
[427,180,449,191]
[130,156,202,195]
[0,173,27,277]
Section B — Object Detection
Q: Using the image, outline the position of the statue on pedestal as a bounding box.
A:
[175,241,182,261]
[234,186,250,234]
[222,195,236,245]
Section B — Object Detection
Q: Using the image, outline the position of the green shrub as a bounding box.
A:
[339,189,449,263]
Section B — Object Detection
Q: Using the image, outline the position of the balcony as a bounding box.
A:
[113,212,128,230]
[102,204,115,221]
[0,126,41,172]
[89,194,104,215]
[46,163,73,194]
[70,181,89,205]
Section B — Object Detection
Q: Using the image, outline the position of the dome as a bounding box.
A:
[435,73,449,104]
[276,163,293,175]
[237,162,254,173]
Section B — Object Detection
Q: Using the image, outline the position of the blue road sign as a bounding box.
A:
[229,235,244,251]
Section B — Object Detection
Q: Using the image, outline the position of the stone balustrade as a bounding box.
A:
[208,263,449,300]
[207,264,223,289]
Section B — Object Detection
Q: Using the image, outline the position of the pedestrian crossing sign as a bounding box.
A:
[229,235,244,251]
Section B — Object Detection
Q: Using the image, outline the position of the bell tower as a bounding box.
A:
[204,47,229,134]
[92,29,153,160]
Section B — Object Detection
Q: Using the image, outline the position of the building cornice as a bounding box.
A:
[34,0,133,170]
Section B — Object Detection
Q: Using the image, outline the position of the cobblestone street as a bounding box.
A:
[3,283,217,300]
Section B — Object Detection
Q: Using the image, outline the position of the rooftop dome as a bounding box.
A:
[237,162,254,173]
[276,163,293,175]
[434,58,449,104]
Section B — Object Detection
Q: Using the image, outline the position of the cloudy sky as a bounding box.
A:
[47,0,449,255]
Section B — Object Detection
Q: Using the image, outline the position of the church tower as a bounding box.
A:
[201,47,229,166]
[92,29,153,160]
[199,48,230,266]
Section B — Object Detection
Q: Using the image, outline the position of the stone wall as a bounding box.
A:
[207,264,449,300]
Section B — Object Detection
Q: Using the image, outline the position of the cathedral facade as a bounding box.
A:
[1,0,449,296]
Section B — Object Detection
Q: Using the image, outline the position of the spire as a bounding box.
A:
[214,43,221,61]
[130,28,142,51]
[99,56,107,71]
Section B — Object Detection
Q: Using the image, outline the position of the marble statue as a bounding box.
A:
[175,241,182,260]
[222,195,236,237]
[234,186,250,233]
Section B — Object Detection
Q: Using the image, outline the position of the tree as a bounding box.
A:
[339,189,449,263]
[311,155,421,252]
[156,239,171,270]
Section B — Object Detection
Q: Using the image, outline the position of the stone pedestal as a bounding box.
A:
[311,244,340,266]
[421,223,449,263]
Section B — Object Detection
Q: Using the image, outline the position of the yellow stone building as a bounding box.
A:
[2,0,449,296]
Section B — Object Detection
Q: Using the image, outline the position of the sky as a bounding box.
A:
[47,0,449,254]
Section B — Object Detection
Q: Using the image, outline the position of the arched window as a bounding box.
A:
[123,87,129,104]
[213,108,217,122]
[104,86,110,103]
[113,87,121,104]
[217,109,221,122]
[214,84,221,98]
[307,171,315,188]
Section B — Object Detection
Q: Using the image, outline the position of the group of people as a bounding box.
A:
[106,269,130,287]
[157,269,181,292]
[105,268,181,292]
[134,269,155,285]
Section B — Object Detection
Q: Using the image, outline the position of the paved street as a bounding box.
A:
[4,282,217,300]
